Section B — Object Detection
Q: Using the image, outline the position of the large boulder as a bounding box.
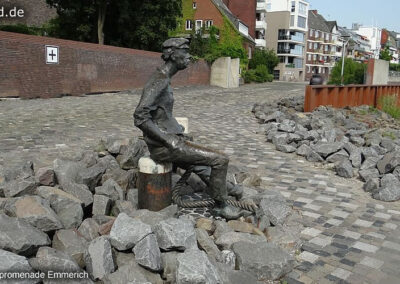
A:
[102,260,151,284]
[215,231,266,250]
[0,249,38,284]
[232,241,295,281]
[326,149,349,163]
[95,179,124,202]
[76,163,106,192]
[60,182,93,207]
[195,228,221,262]
[377,152,400,174]
[0,214,50,256]
[101,168,135,191]
[78,218,100,241]
[161,252,180,284]
[335,159,354,178]
[344,143,362,168]
[53,159,84,186]
[109,213,152,251]
[133,233,162,272]
[373,174,400,201]
[217,263,258,284]
[258,194,292,226]
[29,246,82,275]
[312,142,343,158]
[153,218,197,251]
[2,176,37,198]
[35,167,56,186]
[92,195,112,216]
[85,236,115,280]
[4,196,63,232]
[175,249,222,284]
[52,229,88,268]
[35,186,84,229]
[116,138,147,170]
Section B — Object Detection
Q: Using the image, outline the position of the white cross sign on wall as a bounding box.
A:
[45,45,59,64]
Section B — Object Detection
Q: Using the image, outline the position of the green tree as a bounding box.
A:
[46,0,182,51]
[248,49,279,73]
[328,58,366,85]
[380,46,392,61]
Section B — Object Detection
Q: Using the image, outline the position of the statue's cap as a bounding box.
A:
[162,38,189,49]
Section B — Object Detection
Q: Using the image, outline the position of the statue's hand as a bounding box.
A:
[164,134,182,150]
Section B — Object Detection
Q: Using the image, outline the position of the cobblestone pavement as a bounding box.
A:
[1,82,400,283]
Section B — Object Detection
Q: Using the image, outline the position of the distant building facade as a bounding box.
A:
[353,25,382,59]
[181,0,255,58]
[338,26,373,63]
[265,0,309,81]
[305,10,341,82]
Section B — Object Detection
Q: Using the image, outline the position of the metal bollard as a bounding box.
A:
[138,157,172,211]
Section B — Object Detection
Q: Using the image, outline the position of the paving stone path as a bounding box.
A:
[1,82,400,283]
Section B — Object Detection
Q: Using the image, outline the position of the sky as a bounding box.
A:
[309,0,400,32]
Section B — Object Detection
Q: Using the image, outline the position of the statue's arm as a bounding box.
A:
[134,80,178,148]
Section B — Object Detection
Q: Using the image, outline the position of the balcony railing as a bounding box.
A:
[278,48,303,56]
[256,1,267,11]
[256,20,267,30]
[255,39,266,48]
[278,35,304,42]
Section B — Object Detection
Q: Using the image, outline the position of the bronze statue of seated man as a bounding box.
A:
[134,38,245,219]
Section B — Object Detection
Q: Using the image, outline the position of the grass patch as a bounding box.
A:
[379,94,400,119]
[383,131,396,140]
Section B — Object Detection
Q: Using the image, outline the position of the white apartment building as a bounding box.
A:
[353,25,382,59]
[256,0,268,48]
[265,0,309,81]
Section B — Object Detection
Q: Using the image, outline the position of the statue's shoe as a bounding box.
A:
[211,204,250,220]
[227,183,244,200]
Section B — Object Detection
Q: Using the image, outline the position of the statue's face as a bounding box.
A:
[172,49,191,70]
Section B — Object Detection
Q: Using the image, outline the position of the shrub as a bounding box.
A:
[379,94,400,119]
[390,63,400,72]
[328,58,366,85]
[248,49,279,74]
[243,65,273,83]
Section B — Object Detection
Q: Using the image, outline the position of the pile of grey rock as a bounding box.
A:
[0,135,304,283]
[253,97,400,202]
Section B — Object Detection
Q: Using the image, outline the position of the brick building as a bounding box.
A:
[182,0,255,58]
[305,10,341,82]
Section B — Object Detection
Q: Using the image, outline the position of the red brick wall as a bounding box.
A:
[194,0,224,28]
[222,0,256,39]
[0,31,210,99]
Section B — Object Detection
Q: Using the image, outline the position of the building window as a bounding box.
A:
[307,66,311,73]
[205,20,213,29]
[193,2,197,9]
[291,1,296,12]
[248,47,252,59]
[185,20,193,30]
[313,54,317,60]
[308,54,311,60]
[298,16,306,29]
[290,15,295,27]
[266,3,271,11]
[308,42,312,49]
[314,42,318,49]
[299,2,307,15]
[316,31,319,38]
[195,20,203,32]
